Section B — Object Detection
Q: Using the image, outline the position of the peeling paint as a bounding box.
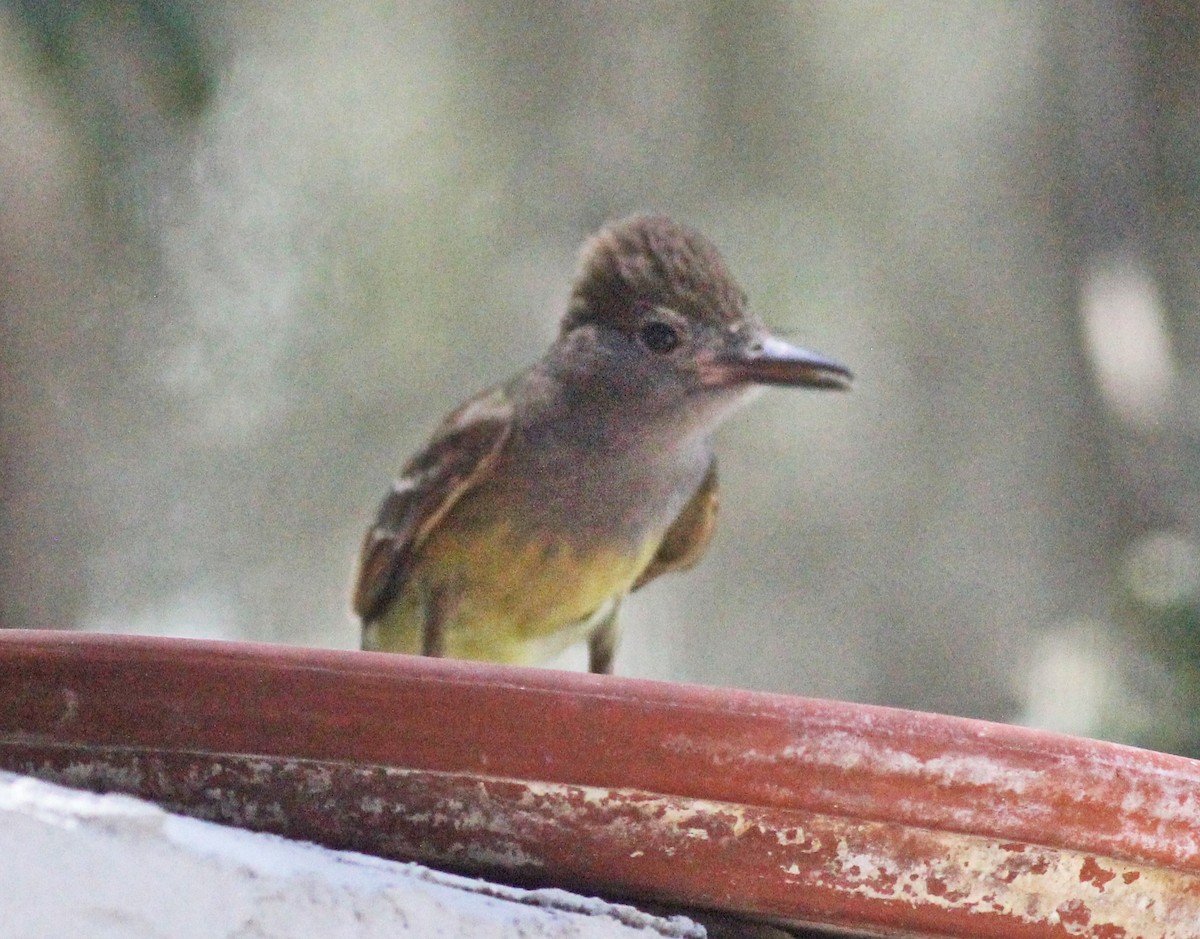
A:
[463,842,546,871]
[56,689,79,727]
[775,826,819,851]
[1081,856,1117,891]
[827,824,1200,936]
[10,746,1200,935]
[359,795,384,815]
[359,765,1200,935]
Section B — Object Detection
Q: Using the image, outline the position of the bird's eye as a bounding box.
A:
[640,320,681,354]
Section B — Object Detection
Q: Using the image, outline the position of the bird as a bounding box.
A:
[353,214,851,674]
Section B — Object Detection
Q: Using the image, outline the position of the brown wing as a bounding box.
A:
[352,388,512,622]
[632,456,719,591]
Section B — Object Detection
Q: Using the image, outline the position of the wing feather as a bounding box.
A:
[632,456,719,591]
[352,389,512,621]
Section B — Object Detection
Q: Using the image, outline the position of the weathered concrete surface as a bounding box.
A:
[0,772,701,939]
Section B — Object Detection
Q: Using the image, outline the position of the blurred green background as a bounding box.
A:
[3,2,1199,754]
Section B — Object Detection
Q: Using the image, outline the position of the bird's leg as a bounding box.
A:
[587,602,622,674]
[422,588,449,658]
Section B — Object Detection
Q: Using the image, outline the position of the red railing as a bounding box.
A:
[2,629,1198,937]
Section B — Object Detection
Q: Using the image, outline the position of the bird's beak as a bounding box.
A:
[702,335,853,390]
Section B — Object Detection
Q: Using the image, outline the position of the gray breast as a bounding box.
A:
[502,414,713,552]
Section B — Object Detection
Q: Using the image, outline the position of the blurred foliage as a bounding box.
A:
[1,1,1199,756]
[8,0,212,114]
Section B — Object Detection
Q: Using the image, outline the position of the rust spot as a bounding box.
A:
[921,873,966,903]
[874,871,898,893]
[1057,899,1091,929]
[998,842,1026,852]
[1093,925,1128,939]
[1080,856,1116,891]
[998,850,1050,882]
[1121,870,1140,884]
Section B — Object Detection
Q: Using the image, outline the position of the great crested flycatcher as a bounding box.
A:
[353,214,851,673]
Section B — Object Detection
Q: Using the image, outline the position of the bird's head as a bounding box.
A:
[551,215,850,430]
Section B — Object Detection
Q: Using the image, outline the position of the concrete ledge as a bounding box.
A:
[0,772,702,939]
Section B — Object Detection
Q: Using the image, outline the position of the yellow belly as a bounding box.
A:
[362,514,660,666]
